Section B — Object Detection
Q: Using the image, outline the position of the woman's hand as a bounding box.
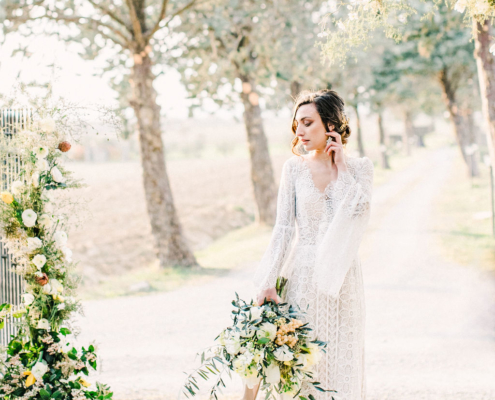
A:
[325,131,347,171]
[256,287,280,306]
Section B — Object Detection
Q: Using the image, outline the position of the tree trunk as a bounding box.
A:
[438,69,480,177]
[473,19,495,170]
[377,111,390,169]
[352,104,365,157]
[403,110,414,156]
[238,73,277,225]
[290,81,302,100]
[130,53,197,268]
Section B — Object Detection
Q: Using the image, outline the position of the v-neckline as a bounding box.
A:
[299,156,338,196]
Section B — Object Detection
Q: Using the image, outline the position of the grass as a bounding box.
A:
[79,224,273,300]
[432,152,495,272]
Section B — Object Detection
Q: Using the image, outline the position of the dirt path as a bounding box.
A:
[76,147,495,400]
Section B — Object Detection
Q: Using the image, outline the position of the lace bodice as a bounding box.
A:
[252,154,374,298]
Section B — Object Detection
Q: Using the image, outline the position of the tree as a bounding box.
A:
[171,0,290,225]
[316,0,495,171]
[1,0,200,268]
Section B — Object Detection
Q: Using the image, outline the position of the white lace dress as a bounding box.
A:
[252,154,374,400]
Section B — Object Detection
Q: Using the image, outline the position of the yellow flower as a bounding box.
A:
[79,378,91,388]
[23,371,36,387]
[1,192,14,204]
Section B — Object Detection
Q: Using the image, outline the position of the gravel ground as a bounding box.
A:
[76,146,495,400]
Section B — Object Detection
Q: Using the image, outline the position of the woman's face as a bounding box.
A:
[294,103,333,152]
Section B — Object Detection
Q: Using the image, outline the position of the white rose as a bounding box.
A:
[53,230,68,247]
[35,159,49,172]
[256,322,277,342]
[61,247,72,262]
[273,345,294,362]
[42,283,52,294]
[50,166,65,183]
[22,209,37,227]
[295,353,311,371]
[32,254,46,270]
[22,293,35,306]
[33,146,49,159]
[31,361,49,380]
[27,237,43,252]
[249,306,263,321]
[37,318,50,330]
[225,332,241,355]
[31,172,40,187]
[264,362,281,384]
[38,214,52,228]
[39,117,56,133]
[50,279,64,294]
[11,180,24,195]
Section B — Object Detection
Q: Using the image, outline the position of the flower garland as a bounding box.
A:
[0,112,113,400]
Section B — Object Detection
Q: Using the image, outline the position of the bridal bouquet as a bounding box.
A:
[181,277,334,400]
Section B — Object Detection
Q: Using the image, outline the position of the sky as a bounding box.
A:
[0,31,246,120]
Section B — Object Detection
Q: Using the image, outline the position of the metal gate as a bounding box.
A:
[0,109,30,346]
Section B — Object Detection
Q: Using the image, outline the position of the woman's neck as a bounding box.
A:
[309,148,336,165]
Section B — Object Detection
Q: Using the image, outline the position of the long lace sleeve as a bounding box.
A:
[312,156,374,298]
[252,158,296,293]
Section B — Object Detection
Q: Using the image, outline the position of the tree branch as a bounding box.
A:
[86,0,132,33]
[125,0,145,48]
[11,13,130,49]
[163,0,203,28]
[145,0,169,40]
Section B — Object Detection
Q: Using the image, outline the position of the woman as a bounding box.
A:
[249,89,374,400]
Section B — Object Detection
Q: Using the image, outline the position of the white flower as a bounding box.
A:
[249,306,263,321]
[32,254,47,270]
[11,180,24,195]
[33,146,49,159]
[37,319,50,330]
[38,214,52,228]
[348,12,358,20]
[35,158,49,172]
[474,0,489,14]
[398,13,407,23]
[31,172,40,187]
[51,166,65,183]
[57,303,66,310]
[42,283,52,294]
[273,345,294,362]
[39,117,56,133]
[240,327,255,338]
[61,247,73,262]
[256,322,277,341]
[31,360,49,380]
[22,209,37,227]
[337,21,346,31]
[241,365,261,389]
[59,335,73,353]
[53,230,68,247]
[225,332,241,355]
[295,353,311,371]
[306,343,323,366]
[27,237,43,252]
[264,362,281,384]
[50,279,64,294]
[22,293,35,306]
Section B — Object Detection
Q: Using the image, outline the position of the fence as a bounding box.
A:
[0,108,30,347]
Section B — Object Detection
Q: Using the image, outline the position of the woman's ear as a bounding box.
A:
[327,124,335,132]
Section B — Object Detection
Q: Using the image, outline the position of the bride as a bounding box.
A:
[248,89,374,400]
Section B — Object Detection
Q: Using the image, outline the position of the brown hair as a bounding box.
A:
[291,89,351,155]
